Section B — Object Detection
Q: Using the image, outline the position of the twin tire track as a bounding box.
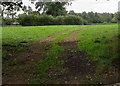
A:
[3,27,118,85]
[3,27,82,84]
[46,28,96,84]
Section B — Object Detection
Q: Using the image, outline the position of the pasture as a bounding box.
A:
[2,24,119,84]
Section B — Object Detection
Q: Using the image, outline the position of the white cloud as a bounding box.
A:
[22,0,120,13]
[66,0,120,13]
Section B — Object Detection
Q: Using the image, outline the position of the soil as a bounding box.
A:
[2,28,74,84]
[46,28,97,84]
[2,28,120,85]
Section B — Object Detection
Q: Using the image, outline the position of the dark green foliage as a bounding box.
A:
[18,14,30,26]
[64,15,83,25]
[35,1,69,16]
[55,16,65,25]
[37,15,55,25]
[2,18,13,25]
[77,12,115,24]
[16,11,119,26]
[18,14,85,26]
[18,14,55,26]
[45,2,67,16]
[0,1,23,11]
[114,12,120,22]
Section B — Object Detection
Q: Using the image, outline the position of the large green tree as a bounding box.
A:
[35,0,72,16]
[0,1,23,18]
[22,6,33,15]
[114,12,120,22]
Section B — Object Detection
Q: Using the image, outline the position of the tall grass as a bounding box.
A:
[77,24,119,66]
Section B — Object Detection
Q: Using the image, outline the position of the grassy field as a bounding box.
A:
[77,24,119,67]
[2,24,119,84]
[2,25,80,58]
[2,25,79,45]
[2,24,119,68]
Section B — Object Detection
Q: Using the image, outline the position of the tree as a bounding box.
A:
[22,5,27,14]
[114,12,120,22]
[69,10,75,15]
[22,6,33,15]
[35,0,72,16]
[31,11,40,15]
[87,12,95,23]
[94,12,103,23]
[81,12,88,20]
[101,13,113,23]
[0,1,23,18]
[28,6,33,14]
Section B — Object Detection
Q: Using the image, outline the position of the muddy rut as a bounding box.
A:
[46,28,97,84]
[3,27,119,85]
[3,28,77,84]
[47,28,120,85]
[58,28,96,84]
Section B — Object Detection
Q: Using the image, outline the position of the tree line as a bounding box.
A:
[0,1,119,26]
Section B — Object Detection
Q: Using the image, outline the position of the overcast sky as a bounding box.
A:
[22,0,120,13]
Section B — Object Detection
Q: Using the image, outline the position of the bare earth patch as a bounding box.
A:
[46,28,96,84]
[2,28,73,84]
[46,28,120,85]
[3,28,120,85]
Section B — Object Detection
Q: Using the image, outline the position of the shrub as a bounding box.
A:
[37,15,55,25]
[2,18,13,25]
[18,14,27,26]
[18,14,86,26]
[111,18,117,23]
[55,16,65,25]
[82,19,89,25]
[64,15,84,25]
[18,14,38,26]
[18,14,55,26]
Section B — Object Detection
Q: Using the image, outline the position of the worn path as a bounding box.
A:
[3,27,119,85]
[46,28,96,84]
[46,28,120,85]
[3,28,77,84]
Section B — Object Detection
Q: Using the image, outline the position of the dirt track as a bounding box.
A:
[2,28,75,84]
[3,27,120,85]
[46,28,97,84]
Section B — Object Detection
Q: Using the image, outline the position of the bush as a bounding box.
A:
[2,18,13,25]
[82,19,89,25]
[55,16,65,25]
[18,14,27,26]
[18,14,55,26]
[18,14,86,26]
[18,14,38,26]
[111,18,117,23]
[37,15,55,25]
[64,15,84,25]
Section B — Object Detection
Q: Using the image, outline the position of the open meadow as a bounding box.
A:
[2,24,120,84]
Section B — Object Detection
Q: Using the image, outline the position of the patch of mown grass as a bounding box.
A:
[2,25,78,66]
[52,25,88,42]
[76,24,119,67]
[31,44,64,84]
[2,25,79,58]
[2,25,79,45]
[30,26,88,84]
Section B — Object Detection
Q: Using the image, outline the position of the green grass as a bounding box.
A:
[2,25,78,45]
[2,25,79,59]
[2,24,119,84]
[52,25,88,42]
[31,44,64,84]
[30,26,87,84]
[76,24,119,66]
